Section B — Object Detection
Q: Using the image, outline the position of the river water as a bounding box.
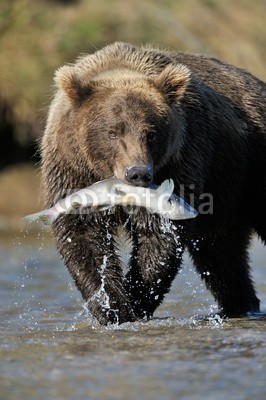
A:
[0,230,265,400]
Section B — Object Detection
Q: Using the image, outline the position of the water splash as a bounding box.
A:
[89,255,110,309]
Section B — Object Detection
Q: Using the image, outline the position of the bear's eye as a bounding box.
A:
[109,130,117,139]
[148,131,157,142]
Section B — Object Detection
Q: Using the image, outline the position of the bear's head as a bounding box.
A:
[53,62,190,186]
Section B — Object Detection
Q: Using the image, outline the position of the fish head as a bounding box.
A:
[164,193,198,220]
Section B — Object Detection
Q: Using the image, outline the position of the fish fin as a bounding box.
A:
[90,188,126,212]
[156,179,174,198]
[96,204,112,212]
[114,187,127,196]
[96,196,125,211]
[23,210,56,226]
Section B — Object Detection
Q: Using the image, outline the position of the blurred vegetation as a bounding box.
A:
[0,163,42,231]
[1,0,265,156]
[0,0,265,228]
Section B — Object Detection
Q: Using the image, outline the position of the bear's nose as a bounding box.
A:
[125,165,153,187]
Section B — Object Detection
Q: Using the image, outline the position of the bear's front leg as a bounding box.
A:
[125,213,184,319]
[53,213,136,325]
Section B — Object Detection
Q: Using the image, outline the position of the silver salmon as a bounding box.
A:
[23,179,197,225]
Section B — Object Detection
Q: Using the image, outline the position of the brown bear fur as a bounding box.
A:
[41,42,266,324]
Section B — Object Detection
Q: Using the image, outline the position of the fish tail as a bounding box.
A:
[22,210,56,226]
[156,179,174,198]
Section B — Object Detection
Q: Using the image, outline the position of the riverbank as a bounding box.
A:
[0,164,43,232]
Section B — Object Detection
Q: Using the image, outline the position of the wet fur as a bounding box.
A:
[41,42,265,324]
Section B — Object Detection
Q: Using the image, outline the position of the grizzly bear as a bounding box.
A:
[41,42,266,325]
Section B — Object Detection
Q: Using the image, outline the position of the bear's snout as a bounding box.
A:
[125,164,153,187]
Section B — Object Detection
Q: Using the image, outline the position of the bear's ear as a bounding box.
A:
[153,64,190,104]
[54,65,93,104]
